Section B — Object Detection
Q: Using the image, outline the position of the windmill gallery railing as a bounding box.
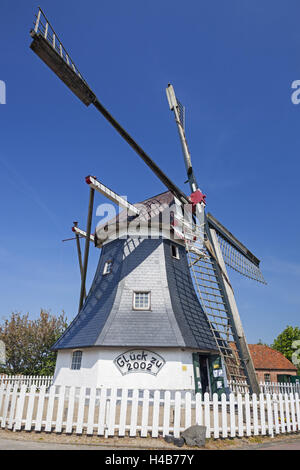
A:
[32,8,87,86]
[0,384,299,440]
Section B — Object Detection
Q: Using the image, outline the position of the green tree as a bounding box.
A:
[271,325,300,373]
[0,310,68,376]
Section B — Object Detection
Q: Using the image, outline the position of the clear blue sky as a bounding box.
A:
[0,0,299,344]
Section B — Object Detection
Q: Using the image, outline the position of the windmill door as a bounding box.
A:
[193,353,227,397]
[192,353,210,396]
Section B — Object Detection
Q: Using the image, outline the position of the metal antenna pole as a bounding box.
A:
[78,188,95,312]
[73,221,86,302]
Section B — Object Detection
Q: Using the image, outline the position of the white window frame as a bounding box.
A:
[133,291,151,311]
[103,260,113,275]
[264,373,271,383]
[71,350,82,370]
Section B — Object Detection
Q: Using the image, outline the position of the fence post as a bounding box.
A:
[7,383,19,430]
[252,393,259,435]
[152,390,160,438]
[119,388,129,437]
[204,393,211,438]
[259,393,266,436]
[290,392,296,432]
[295,392,300,431]
[229,393,236,437]
[87,386,97,436]
[266,393,274,437]
[173,391,181,438]
[55,385,65,433]
[107,388,117,437]
[97,388,107,436]
[163,390,171,437]
[195,392,203,426]
[185,391,192,431]
[14,384,27,431]
[273,393,280,435]
[35,385,46,432]
[141,389,149,438]
[284,393,291,433]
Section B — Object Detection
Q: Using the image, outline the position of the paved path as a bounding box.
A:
[1,433,300,451]
[251,439,300,450]
[0,438,115,450]
[239,437,300,451]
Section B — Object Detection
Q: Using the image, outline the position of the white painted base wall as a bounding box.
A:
[53,347,197,390]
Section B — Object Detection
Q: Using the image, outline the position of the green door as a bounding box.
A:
[192,353,203,394]
[207,355,227,398]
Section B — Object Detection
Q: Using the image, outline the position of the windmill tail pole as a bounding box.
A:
[78,188,95,312]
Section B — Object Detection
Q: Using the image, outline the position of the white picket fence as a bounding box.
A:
[229,380,300,395]
[0,375,53,388]
[1,375,299,397]
[0,383,299,439]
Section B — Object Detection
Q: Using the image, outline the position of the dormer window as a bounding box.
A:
[171,244,180,259]
[103,260,113,275]
[133,292,151,310]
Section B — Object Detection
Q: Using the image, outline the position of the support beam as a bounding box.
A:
[86,175,140,216]
[73,222,86,301]
[78,188,95,312]
[72,225,95,243]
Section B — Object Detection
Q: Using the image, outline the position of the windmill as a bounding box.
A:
[29,8,266,395]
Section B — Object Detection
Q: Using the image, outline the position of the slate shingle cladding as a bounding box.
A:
[163,239,218,351]
[53,236,218,352]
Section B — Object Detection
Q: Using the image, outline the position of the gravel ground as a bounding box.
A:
[0,428,299,451]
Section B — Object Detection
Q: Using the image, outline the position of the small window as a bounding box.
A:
[71,350,82,370]
[103,260,113,275]
[171,244,180,259]
[264,373,271,383]
[133,292,151,310]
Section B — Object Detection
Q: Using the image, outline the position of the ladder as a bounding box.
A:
[185,230,248,383]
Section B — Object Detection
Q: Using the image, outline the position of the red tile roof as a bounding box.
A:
[229,343,297,371]
[248,344,297,371]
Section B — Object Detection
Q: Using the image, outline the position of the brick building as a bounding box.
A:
[248,344,297,383]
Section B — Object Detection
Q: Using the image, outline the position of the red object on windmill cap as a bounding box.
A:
[85,175,92,185]
[189,189,206,207]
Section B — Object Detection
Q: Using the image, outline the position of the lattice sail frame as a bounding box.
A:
[185,223,249,383]
[32,8,88,85]
[215,231,266,284]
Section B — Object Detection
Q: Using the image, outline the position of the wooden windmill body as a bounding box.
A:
[29,9,266,395]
